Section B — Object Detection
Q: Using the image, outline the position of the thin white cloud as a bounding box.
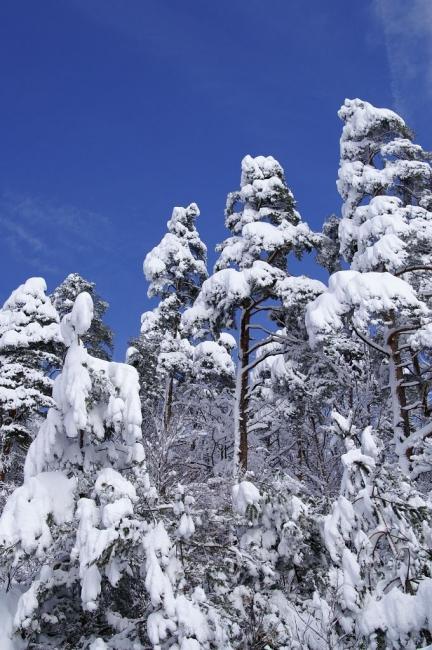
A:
[375,0,432,119]
[0,193,114,274]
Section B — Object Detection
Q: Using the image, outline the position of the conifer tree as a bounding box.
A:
[136,202,208,428]
[51,272,113,361]
[333,98,432,473]
[0,278,61,484]
[131,204,236,490]
[251,275,376,491]
[184,155,317,473]
[0,292,229,648]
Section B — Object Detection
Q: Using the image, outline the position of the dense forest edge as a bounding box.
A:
[1,98,432,648]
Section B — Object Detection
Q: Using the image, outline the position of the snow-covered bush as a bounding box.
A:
[319,426,432,649]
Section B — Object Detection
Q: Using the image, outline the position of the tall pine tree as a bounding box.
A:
[336,98,432,474]
[132,202,208,428]
[184,155,317,473]
[0,278,60,484]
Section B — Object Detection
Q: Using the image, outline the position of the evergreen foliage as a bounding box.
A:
[0,278,61,484]
[52,272,113,361]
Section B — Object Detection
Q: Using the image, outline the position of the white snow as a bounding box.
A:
[338,194,432,272]
[25,313,144,478]
[338,98,405,143]
[192,340,235,379]
[60,290,94,346]
[183,261,284,334]
[73,498,116,611]
[0,472,76,555]
[0,277,60,349]
[0,589,26,650]
[94,467,137,501]
[218,331,236,350]
[306,270,425,345]
[89,639,108,650]
[143,203,207,299]
[359,578,432,645]
[232,481,261,515]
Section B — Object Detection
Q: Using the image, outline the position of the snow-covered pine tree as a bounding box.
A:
[127,307,166,411]
[0,291,145,646]
[131,203,238,491]
[51,272,113,361]
[0,292,226,648]
[135,202,208,429]
[225,476,326,648]
[183,155,317,473]
[250,274,379,493]
[306,269,429,466]
[0,278,61,484]
[334,98,432,474]
[128,203,214,491]
[128,294,186,428]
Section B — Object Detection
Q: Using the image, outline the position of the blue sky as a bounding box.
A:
[1,0,431,357]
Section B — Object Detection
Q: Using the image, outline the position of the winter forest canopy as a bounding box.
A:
[2,98,432,648]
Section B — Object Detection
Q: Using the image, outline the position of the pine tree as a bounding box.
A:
[251,274,377,492]
[184,155,317,473]
[316,213,341,274]
[129,202,237,491]
[136,202,208,427]
[129,307,236,492]
[0,278,61,484]
[0,293,229,648]
[334,98,432,474]
[0,292,145,646]
[51,272,113,361]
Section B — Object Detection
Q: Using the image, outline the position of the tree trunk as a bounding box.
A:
[163,375,174,431]
[412,352,431,417]
[388,329,411,449]
[0,436,12,483]
[234,307,251,475]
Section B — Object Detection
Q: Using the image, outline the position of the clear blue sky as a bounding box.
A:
[1,0,431,357]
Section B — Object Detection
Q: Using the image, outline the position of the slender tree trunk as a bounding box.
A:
[0,410,16,482]
[0,436,12,483]
[234,307,251,475]
[164,375,174,431]
[388,328,411,464]
[412,352,431,417]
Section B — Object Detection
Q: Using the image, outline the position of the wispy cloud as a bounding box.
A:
[0,192,114,274]
[375,0,432,120]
